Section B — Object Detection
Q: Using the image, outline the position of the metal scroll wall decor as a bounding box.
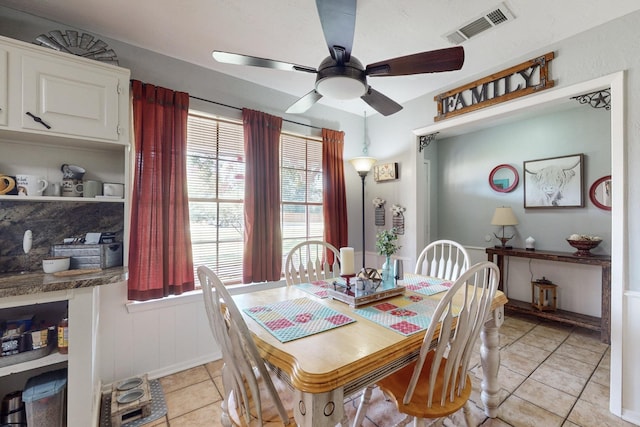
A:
[391,204,406,235]
[418,132,439,152]
[570,89,611,110]
[373,197,385,226]
[35,30,119,65]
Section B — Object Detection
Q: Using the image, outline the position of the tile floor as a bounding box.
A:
[144,313,636,426]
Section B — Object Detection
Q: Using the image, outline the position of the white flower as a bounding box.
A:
[372,197,385,208]
[391,204,406,216]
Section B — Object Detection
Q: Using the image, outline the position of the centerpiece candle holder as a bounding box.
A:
[340,274,356,291]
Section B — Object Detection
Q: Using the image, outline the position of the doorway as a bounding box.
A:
[412,71,625,416]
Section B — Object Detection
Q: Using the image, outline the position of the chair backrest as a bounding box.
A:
[403,261,500,408]
[198,266,289,426]
[414,239,470,280]
[284,240,341,285]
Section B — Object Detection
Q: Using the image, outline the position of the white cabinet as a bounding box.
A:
[0,46,7,127]
[0,34,129,145]
[0,33,131,204]
[0,287,102,427]
[21,54,123,141]
[0,34,131,427]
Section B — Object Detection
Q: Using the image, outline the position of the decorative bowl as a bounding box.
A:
[42,256,70,273]
[566,239,602,257]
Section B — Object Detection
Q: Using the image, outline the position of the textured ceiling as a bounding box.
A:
[1,0,639,116]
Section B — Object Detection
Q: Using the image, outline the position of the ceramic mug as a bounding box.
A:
[43,182,62,197]
[15,175,48,197]
[0,175,16,195]
[82,180,103,198]
[62,179,83,197]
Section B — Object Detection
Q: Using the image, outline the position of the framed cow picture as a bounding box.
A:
[523,153,584,208]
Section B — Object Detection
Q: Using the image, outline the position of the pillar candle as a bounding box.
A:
[340,247,355,276]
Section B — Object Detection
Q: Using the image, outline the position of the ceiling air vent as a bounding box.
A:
[444,2,515,45]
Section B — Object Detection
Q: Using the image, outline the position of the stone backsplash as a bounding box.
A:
[0,201,124,273]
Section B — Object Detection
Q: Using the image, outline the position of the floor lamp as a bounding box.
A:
[349,156,377,269]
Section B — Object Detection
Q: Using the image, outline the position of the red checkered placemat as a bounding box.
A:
[402,275,453,296]
[354,294,442,336]
[243,297,356,343]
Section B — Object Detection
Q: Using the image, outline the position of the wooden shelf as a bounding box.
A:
[0,195,124,202]
[505,298,601,331]
[0,348,67,377]
[487,246,611,343]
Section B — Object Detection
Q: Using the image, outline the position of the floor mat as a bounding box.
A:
[100,379,167,427]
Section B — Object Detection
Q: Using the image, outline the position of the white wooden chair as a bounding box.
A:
[198,266,295,426]
[414,239,470,281]
[355,261,500,427]
[284,240,341,285]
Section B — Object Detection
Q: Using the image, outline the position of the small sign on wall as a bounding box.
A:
[373,163,398,182]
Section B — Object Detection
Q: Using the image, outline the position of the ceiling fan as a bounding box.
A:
[212,0,464,116]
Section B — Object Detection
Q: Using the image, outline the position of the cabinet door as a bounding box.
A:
[21,54,122,141]
[0,47,7,127]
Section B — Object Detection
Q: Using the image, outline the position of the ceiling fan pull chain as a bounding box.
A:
[26,111,52,129]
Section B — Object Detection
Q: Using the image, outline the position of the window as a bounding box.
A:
[187,113,245,284]
[281,134,324,267]
[186,111,323,285]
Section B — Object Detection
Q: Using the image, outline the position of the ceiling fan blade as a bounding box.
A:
[212,51,317,74]
[366,46,465,76]
[315,0,356,64]
[361,86,403,116]
[286,90,323,114]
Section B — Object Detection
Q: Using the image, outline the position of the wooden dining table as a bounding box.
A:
[232,273,508,427]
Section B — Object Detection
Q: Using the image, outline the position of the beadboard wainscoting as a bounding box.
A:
[98,277,291,388]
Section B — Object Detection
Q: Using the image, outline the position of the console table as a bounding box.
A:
[486,247,611,343]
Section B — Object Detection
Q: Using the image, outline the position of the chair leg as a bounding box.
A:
[463,402,474,426]
[352,385,374,427]
[393,414,414,427]
[219,397,233,427]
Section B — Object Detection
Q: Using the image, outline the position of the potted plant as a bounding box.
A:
[376,228,401,283]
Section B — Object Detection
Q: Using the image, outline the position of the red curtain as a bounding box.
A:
[128,80,194,301]
[322,128,349,265]
[242,108,283,283]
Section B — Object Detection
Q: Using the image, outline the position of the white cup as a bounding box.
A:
[15,175,48,197]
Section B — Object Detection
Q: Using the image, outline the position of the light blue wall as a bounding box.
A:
[437,106,611,253]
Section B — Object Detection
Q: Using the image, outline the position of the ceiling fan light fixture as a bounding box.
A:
[316,76,366,99]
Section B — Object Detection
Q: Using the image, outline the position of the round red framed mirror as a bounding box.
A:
[489,164,519,193]
[589,175,612,211]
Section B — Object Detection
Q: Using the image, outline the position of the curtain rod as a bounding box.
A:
[189,95,323,130]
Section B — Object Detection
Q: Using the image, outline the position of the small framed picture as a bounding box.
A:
[523,153,584,208]
[373,162,398,182]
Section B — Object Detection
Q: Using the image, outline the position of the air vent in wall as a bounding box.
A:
[444,2,515,44]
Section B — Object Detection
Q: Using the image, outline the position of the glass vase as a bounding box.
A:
[382,255,393,286]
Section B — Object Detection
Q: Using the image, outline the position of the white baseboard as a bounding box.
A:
[622,409,640,425]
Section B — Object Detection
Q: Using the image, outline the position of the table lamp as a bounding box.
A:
[491,206,518,249]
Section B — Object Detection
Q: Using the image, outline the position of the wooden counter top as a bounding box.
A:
[0,267,127,298]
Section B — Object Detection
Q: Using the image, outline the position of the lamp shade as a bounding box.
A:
[491,207,519,226]
[349,157,377,173]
